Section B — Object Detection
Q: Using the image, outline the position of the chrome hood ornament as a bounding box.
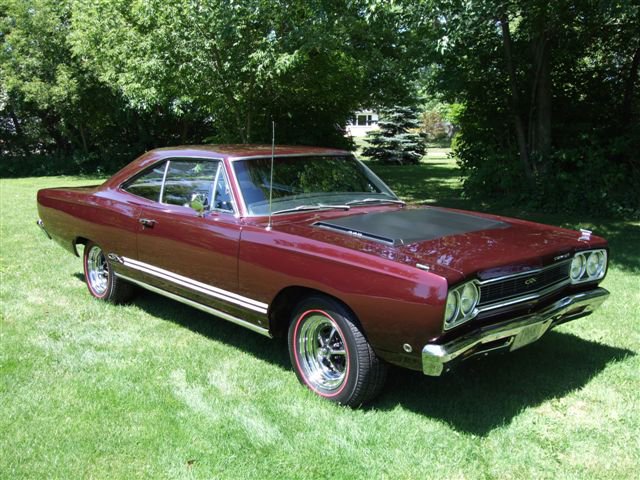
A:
[579,229,592,241]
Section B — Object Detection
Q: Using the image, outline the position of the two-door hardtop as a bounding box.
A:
[37,145,610,406]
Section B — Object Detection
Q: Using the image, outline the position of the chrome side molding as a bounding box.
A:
[119,256,269,314]
[116,272,272,338]
[107,253,124,264]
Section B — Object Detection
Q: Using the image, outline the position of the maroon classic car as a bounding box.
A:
[37,145,609,406]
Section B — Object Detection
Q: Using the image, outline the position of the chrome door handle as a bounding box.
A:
[139,218,157,228]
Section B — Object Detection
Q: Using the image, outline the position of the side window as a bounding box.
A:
[212,164,234,212]
[123,161,168,201]
[123,158,235,213]
[162,160,218,207]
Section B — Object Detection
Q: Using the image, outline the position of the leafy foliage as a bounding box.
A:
[1,0,418,175]
[425,0,640,215]
[72,0,420,145]
[0,0,208,171]
[1,0,638,216]
[419,98,460,144]
[362,105,426,164]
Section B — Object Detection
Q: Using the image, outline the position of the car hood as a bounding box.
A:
[269,206,607,282]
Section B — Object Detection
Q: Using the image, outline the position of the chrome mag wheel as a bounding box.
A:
[86,245,109,296]
[295,311,348,392]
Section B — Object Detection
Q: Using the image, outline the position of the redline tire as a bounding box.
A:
[288,295,387,406]
[83,242,134,303]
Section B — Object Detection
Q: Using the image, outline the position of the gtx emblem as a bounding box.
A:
[524,277,537,286]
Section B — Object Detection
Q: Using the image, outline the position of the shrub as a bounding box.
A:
[362,106,426,165]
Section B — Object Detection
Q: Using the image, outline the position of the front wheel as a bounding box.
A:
[288,295,387,407]
[83,242,134,303]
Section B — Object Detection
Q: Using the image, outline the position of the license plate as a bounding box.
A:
[510,321,550,351]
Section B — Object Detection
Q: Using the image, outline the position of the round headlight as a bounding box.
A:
[445,290,459,325]
[570,254,586,281]
[460,283,479,316]
[586,251,605,278]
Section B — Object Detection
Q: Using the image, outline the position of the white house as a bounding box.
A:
[346,110,379,137]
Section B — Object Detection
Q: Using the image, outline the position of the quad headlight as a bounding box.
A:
[570,249,607,284]
[444,281,480,330]
[570,254,586,281]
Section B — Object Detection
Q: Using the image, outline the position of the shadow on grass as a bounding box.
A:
[370,160,468,209]
[373,331,633,435]
[74,273,632,434]
[127,285,292,369]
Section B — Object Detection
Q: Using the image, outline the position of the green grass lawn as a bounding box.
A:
[1,155,639,479]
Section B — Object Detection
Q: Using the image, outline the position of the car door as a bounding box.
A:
[129,157,266,321]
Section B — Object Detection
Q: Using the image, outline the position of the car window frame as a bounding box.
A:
[120,156,239,217]
[229,152,399,217]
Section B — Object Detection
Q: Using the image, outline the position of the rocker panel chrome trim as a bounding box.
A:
[119,256,269,314]
[116,273,271,337]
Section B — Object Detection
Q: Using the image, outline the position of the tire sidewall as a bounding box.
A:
[288,296,360,404]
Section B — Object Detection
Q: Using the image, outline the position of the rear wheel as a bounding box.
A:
[288,295,387,407]
[83,242,134,303]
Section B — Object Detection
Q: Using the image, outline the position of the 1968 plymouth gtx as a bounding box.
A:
[37,145,610,406]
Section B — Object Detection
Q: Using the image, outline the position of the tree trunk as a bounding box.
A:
[78,122,88,154]
[7,105,31,155]
[40,113,68,153]
[499,15,534,181]
[621,46,640,124]
[208,43,248,142]
[8,106,23,138]
[533,34,551,172]
[181,118,189,143]
[245,109,252,144]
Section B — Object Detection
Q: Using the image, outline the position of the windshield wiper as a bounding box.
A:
[271,204,351,215]
[345,197,406,206]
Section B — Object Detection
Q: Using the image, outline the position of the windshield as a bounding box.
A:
[233,155,398,215]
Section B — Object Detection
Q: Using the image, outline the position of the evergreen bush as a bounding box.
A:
[362,106,426,165]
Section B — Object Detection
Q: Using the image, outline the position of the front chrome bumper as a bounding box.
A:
[422,288,610,376]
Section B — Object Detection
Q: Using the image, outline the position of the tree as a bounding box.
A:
[0,0,206,168]
[2,0,422,175]
[419,0,640,213]
[69,0,418,146]
[363,105,426,164]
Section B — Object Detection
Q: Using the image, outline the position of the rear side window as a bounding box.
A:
[123,162,168,202]
[123,158,235,213]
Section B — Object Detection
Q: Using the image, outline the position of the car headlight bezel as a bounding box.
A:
[570,249,607,284]
[444,281,480,330]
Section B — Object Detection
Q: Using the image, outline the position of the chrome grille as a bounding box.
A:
[478,261,571,307]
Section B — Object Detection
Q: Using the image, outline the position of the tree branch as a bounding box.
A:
[621,46,640,124]
[499,14,534,180]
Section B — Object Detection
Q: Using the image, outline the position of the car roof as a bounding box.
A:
[151,144,350,160]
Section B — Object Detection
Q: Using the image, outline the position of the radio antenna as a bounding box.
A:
[266,119,275,231]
